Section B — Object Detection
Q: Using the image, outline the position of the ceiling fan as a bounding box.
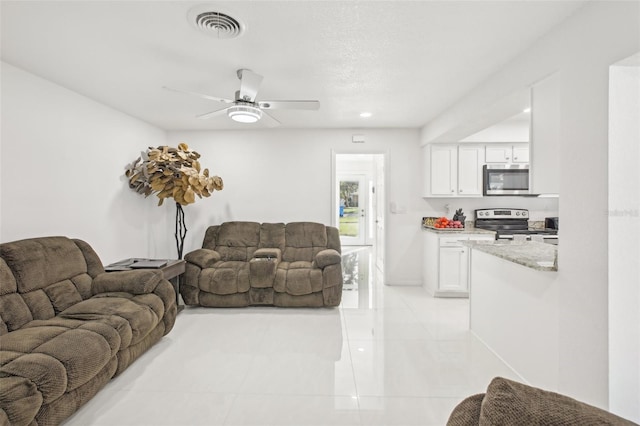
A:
[164,69,320,126]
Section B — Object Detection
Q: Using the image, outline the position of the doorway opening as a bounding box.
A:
[332,152,386,273]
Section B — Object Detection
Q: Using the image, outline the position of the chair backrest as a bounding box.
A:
[0,236,102,335]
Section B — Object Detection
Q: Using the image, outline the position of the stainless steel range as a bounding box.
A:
[474,208,558,244]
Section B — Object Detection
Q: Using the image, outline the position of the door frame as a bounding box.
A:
[331,150,389,275]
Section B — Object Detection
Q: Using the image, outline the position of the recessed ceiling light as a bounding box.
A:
[523,108,531,113]
[359,112,372,118]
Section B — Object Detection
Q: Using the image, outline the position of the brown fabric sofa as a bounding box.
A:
[447,377,637,426]
[0,236,177,426]
[181,221,343,307]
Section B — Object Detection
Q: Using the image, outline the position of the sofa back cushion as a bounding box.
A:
[200,222,340,263]
[214,222,261,261]
[283,222,329,262]
[258,223,286,252]
[0,237,96,334]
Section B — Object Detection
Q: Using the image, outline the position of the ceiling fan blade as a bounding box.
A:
[258,100,320,110]
[238,69,263,102]
[196,107,230,120]
[260,110,281,128]
[163,86,234,104]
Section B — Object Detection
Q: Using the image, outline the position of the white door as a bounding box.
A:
[338,174,368,246]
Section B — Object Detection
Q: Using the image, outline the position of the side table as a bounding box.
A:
[104,258,186,312]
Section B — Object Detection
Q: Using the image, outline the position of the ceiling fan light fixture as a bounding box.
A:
[228,105,262,123]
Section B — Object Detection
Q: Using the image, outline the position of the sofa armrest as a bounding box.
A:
[92,269,164,295]
[479,377,635,426]
[253,248,281,261]
[315,249,341,269]
[446,393,484,426]
[185,248,221,269]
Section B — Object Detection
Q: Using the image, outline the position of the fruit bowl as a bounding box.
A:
[422,216,465,230]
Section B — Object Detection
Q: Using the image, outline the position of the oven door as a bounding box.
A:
[483,165,531,195]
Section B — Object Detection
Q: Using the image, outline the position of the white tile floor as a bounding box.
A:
[64,247,520,425]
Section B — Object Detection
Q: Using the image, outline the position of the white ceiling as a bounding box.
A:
[0,1,586,131]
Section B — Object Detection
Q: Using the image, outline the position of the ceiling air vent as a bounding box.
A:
[188,6,244,39]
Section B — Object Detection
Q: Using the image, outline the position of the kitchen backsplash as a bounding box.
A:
[421,196,559,222]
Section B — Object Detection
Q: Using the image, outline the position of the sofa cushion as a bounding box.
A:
[0,237,87,294]
[446,393,484,426]
[215,222,261,261]
[0,375,42,426]
[275,262,323,295]
[283,222,328,262]
[0,293,33,334]
[0,325,114,399]
[199,261,250,295]
[0,238,94,328]
[479,377,636,426]
[59,294,163,348]
[259,223,286,252]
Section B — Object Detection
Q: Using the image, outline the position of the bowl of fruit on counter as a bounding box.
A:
[422,209,466,230]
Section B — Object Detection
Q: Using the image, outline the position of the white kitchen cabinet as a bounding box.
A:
[423,144,483,197]
[512,145,530,163]
[429,145,457,196]
[485,144,529,164]
[457,146,484,195]
[439,244,469,293]
[423,231,495,297]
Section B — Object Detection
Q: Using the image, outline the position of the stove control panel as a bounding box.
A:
[475,209,529,219]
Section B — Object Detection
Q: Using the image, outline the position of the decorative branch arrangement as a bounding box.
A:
[125,143,223,258]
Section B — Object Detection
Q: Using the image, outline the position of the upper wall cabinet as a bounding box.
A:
[423,145,483,197]
[530,73,560,195]
[485,143,530,164]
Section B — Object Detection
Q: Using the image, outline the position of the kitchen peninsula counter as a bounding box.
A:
[421,225,496,236]
[464,240,558,272]
[468,240,560,391]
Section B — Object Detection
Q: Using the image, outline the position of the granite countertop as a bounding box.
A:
[422,224,496,235]
[463,240,558,272]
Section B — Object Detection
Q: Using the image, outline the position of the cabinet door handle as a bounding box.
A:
[451,189,455,193]
[459,189,463,192]
[514,156,518,160]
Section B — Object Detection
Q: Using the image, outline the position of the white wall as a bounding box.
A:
[166,129,423,285]
[421,1,639,410]
[608,61,640,423]
[460,115,530,143]
[0,62,172,263]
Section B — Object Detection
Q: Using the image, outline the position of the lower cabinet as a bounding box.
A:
[439,245,469,293]
[423,231,494,297]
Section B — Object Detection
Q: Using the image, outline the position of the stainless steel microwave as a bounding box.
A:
[483,164,531,196]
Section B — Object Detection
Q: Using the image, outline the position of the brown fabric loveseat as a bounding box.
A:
[181,221,343,307]
[447,377,637,426]
[0,236,177,426]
